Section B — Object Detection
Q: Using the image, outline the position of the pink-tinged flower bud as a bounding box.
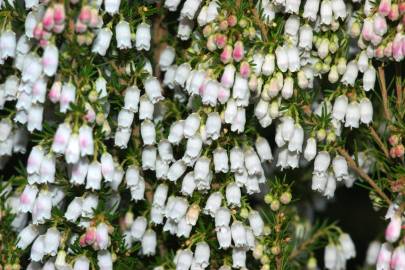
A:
[239,61,251,78]
[389,135,400,146]
[232,41,244,62]
[385,215,402,242]
[390,147,397,158]
[33,23,44,40]
[377,243,392,270]
[375,45,385,59]
[42,7,55,31]
[221,45,233,64]
[53,4,65,24]
[79,5,91,24]
[53,23,65,33]
[215,33,227,49]
[374,14,388,36]
[48,80,61,103]
[227,14,237,27]
[394,144,405,158]
[384,42,393,57]
[75,20,87,33]
[379,0,392,16]
[221,64,236,88]
[361,18,375,41]
[388,4,399,20]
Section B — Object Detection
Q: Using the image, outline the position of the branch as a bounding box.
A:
[337,147,392,205]
[249,0,269,42]
[377,66,392,121]
[288,228,328,260]
[369,126,390,159]
[395,63,403,110]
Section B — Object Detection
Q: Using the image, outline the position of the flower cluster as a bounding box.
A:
[0,0,403,269]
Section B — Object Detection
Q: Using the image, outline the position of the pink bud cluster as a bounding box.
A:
[34,4,66,47]
[389,134,404,158]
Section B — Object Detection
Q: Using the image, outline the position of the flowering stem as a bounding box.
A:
[377,66,392,121]
[249,0,268,42]
[337,147,392,205]
[369,126,389,159]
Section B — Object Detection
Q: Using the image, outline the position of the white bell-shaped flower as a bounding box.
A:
[359,98,373,125]
[92,28,113,56]
[332,95,348,121]
[167,160,187,182]
[135,22,151,51]
[159,46,175,71]
[226,182,241,207]
[86,160,102,190]
[215,207,231,228]
[131,216,147,241]
[142,146,157,171]
[115,21,131,49]
[231,221,247,247]
[64,197,83,222]
[193,241,210,269]
[104,0,121,15]
[314,151,331,175]
[345,101,361,129]
[204,192,222,217]
[144,76,164,104]
[78,125,94,157]
[181,172,196,197]
[217,226,232,249]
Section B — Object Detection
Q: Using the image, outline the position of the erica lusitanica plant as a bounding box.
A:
[0,0,404,269]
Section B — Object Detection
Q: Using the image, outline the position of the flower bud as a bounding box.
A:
[232,41,244,62]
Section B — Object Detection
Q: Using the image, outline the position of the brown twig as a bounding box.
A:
[377,66,392,121]
[288,229,329,260]
[395,63,403,111]
[337,147,392,205]
[249,0,269,42]
[369,126,390,159]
